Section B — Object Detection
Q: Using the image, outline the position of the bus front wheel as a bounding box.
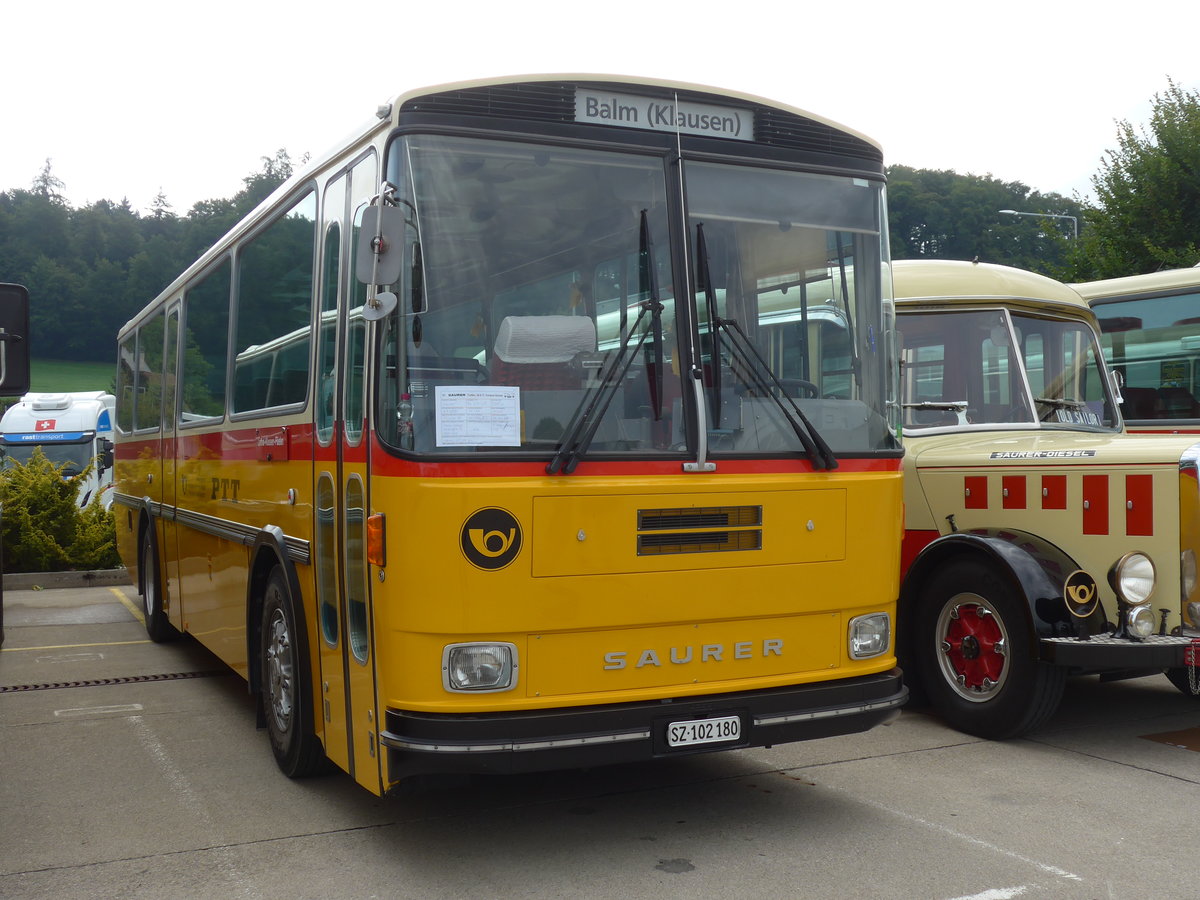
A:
[914,559,1065,739]
[259,566,326,777]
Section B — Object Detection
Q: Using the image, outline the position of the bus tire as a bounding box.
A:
[1164,667,1200,698]
[260,566,326,778]
[140,527,177,643]
[914,558,1065,739]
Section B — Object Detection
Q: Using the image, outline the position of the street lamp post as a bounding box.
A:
[999,208,1079,239]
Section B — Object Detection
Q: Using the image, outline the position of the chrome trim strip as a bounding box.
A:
[115,493,310,565]
[754,694,907,727]
[379,728,651,754]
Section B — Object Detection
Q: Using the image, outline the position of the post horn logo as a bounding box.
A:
[1063,569,1100,618]
[460,507,522,570]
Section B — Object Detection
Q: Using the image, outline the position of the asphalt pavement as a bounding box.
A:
[3,580,1200,899]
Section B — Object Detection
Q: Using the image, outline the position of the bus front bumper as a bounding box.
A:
[1040,633,1200,670]
[379,669,906,781]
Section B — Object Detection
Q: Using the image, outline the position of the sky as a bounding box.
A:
[4,1,1200,217]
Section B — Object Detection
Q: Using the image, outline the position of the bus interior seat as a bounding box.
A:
[492,315,596,390]
[1120,386,1162,419]
[1158,386,1200,418]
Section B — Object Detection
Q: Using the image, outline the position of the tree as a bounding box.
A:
[31,158,66,204]
[887,166,1082,277]
[1078,78,1200,278]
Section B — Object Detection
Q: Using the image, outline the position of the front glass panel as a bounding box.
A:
[378,135,677,457]
[1094,291,1200,421]
[687,163,895,454]
[376,133,894,460]
[899,308,1118,432]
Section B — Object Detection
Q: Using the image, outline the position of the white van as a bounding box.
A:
[0,391,116,508]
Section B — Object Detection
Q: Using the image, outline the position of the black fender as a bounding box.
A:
[901,529,1104,659]
[245,525,310,708]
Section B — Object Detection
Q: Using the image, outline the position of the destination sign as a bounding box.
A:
[575,89,753,141]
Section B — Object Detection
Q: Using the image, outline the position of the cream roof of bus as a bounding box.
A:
[1071,266,1200,300]
[384,73,881,153]
[892,259,1089,313]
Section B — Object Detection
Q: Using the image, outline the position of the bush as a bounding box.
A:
[0,448,120,573]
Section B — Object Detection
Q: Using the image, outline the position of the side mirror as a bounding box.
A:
[0,284,30,397]
[355,205,407,286]
[100,438,114,472]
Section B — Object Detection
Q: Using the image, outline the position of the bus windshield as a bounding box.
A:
[899,308,1119,431]
[1093,289,1200,421]
[376,134,896,459]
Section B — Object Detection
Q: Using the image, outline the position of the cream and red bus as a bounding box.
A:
[1074,267,1200,433]
[113,75,906,795]
[894,260,1200,739]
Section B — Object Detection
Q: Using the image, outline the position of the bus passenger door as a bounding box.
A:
[339,168,381,791]
[161,304,184,631]
[315,176,350,777]
[313,160,382,793]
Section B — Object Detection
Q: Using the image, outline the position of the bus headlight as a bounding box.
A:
[443,642,517,692]
[1109,552,1156,605]
[1127,604,1156,640]
[849,613,891,659]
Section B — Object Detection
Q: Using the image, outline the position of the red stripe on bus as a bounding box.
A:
[901,529,939,577]
[369,454,902,478]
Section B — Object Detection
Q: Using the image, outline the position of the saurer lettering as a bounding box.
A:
[604,639,783,670]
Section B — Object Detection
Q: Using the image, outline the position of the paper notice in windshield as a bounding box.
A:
[436,386,520,447]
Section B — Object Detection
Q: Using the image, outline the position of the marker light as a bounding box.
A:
[1127,604,1156,640]
[443,642,517,692]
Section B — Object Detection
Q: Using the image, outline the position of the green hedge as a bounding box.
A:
[0,449,120,573]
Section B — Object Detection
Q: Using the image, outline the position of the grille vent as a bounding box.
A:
[637,506,763,556]
[401,82,881,162]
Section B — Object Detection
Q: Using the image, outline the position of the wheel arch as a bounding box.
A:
[900,529,1090,660]
[135,499,159,598]
[245,526,309,704]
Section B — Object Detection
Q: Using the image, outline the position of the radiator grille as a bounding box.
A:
[636,506,763,556]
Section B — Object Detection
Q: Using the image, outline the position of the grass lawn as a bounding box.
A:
[29,359,115,394]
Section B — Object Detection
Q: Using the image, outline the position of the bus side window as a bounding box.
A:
[232,190,316,414]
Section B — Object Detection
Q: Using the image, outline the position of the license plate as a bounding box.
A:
[666,715,742,748]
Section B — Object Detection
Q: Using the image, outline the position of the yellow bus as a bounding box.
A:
[1074,267,1200,433]
[113,75,906,795]
[895,260,1200,739]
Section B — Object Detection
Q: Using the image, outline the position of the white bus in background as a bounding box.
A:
[0,391,116,508]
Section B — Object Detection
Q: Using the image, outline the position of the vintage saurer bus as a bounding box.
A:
[1075,267,1200,434]
[894,259,1200,739]
[113,75,906,795]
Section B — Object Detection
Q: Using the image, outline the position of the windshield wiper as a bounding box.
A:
[546,210,664,475]
[902,400,969,426]
[714,316,838,470]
